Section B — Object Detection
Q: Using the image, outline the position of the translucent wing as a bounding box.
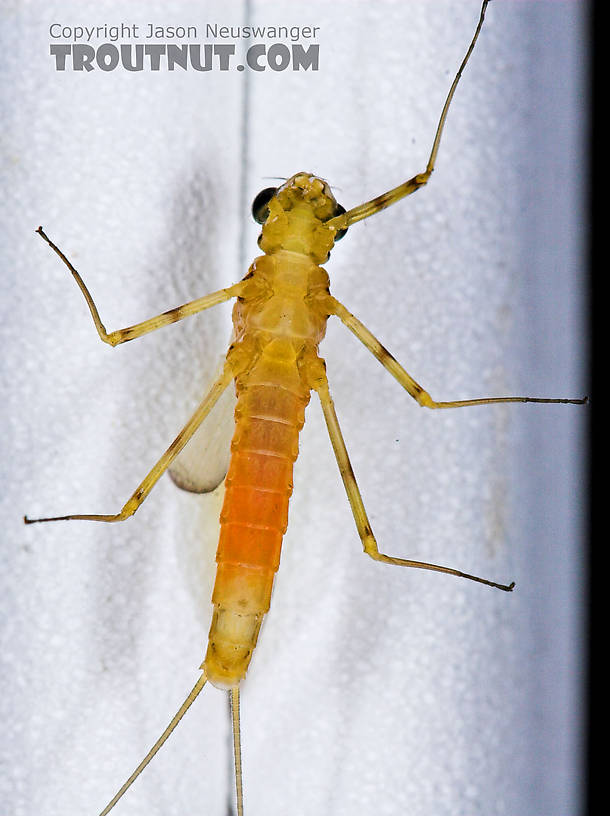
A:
[169,357,236,494]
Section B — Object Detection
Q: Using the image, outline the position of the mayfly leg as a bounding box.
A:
[24,361,234,524]
[309,298,584,589]
[25,228,245,525]
[328,297,587,410]
[310,357,511,591]
[35,227,245,347]
[326,0,492,234]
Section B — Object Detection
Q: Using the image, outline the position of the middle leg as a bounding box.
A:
[327,296,586,408]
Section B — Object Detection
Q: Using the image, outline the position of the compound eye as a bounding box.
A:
[251,187,277,224]
[333,204,348,241]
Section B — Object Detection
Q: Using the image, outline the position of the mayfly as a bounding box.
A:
[25,2,586,814]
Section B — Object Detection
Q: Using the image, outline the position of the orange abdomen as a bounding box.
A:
[203,352,310,689]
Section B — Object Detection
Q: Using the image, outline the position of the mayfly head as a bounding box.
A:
[253,172,347,263]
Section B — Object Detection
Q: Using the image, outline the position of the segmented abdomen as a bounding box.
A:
[203,346,310,689]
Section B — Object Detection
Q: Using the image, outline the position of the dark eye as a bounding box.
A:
[333,204,348,241]
[252,187,277,224]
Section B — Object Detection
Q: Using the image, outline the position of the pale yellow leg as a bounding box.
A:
[37,227,245,346]
[24,362,235,524]
[325,0,492,232]
[327,297,586,408]
[310,360,514,591]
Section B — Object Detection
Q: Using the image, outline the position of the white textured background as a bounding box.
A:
[2,2,588,815]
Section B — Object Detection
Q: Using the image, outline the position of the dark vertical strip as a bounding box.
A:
[586,3,597,816]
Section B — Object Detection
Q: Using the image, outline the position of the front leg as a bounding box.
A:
[36,227,245,346]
